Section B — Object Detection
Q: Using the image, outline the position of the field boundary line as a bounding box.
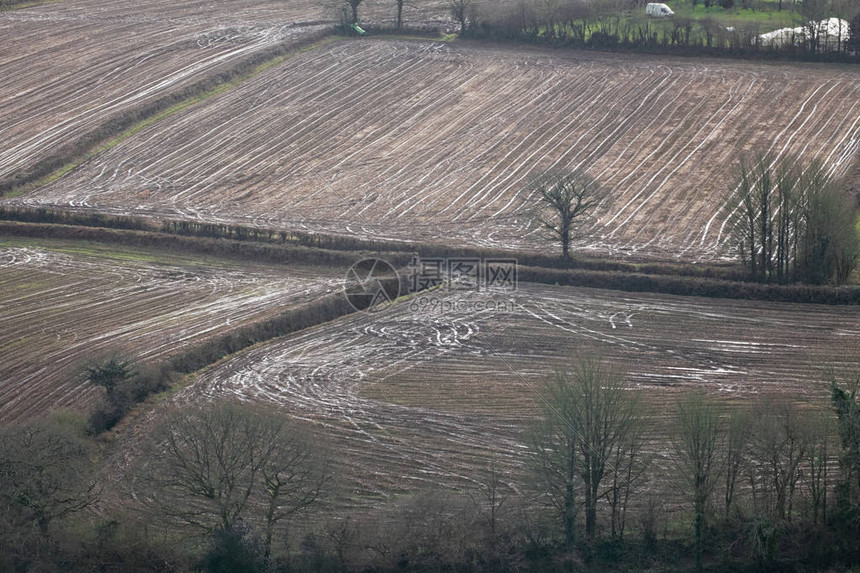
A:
[2,219,856,304]
[0,206,746,278]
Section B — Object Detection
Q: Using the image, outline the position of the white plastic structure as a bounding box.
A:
[758,18,851,51]
[646,3,675,17]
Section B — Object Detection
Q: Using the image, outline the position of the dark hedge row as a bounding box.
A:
[166,293,355,375]
[0,206,153,230]
[520,266,860,305]
[462,19,860,64]
[3,220,855,303]
[0,206,746,279]
[88,294,361,433]
[0,220,413,269]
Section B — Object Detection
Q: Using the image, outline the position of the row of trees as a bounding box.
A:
[531,153,858,286]
[335,0,477,31]
[3,361,860,570]
[443,0,860,57]
[531,360,860,571]
[724,154,859,285]
[0,404,327,572]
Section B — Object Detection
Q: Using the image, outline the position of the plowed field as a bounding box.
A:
[0,0,450,186]
[0,239,340,421]
[163,283,860,508]
[17,39,860,260]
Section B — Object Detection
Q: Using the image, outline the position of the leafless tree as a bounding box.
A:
[803,412,834,525]
[799,0,831,53]
[448,0,474,33]
[396,0,406,28]
[469,456,512,559]
[725,154,857,285]
[531,170,604,259]
[724,408,751,519]
[0,415,99,539]
[344,0,364,24]
[607,411,649,539]
[531,357,641,544]
[530,380,579,548]
[747,397,812,523]
[260,430,327,560]
[142,401,326,558]
[364,490,478,570]
[796,162,859,285]
[671,391,723,572]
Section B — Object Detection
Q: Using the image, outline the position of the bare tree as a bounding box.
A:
[724,408,751,519]
[799,0,831,53]
[607,412,649,539]
[796,162,859,285]
[142,401,326,555]
[0,415,98,538]
[448,0,473,33]
[532,170,604,259]
[725,154,858,285]
[365,491,477,570]
[530,398,578,548]
[396,0,406,28]
[344,0,364,24]
[803,412,834,525]
[671,391,723,572]
[469,456,509,559]
[747,397,811,523]
[260,431,327,560]
[725,155,769,281]
[531,357,641,544]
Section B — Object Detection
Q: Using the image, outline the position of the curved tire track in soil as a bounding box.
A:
[169,284,860,512]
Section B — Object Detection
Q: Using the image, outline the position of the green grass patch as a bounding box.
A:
[0,237,228,267]
[672,1,800,27]
[366,32,457,42]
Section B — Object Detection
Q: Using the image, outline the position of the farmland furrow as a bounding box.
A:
[0,243,339,421]
[13,40,860,261]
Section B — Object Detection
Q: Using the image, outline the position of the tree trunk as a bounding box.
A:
[564,444,576,548]
[694,503,704,572]
[585,482,596,539]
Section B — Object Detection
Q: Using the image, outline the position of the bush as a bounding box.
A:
[202,524,266,573]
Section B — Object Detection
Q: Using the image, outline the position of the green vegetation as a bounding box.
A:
[724,154,860,285]
[467,0,859,59]
[671,0,800,27]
